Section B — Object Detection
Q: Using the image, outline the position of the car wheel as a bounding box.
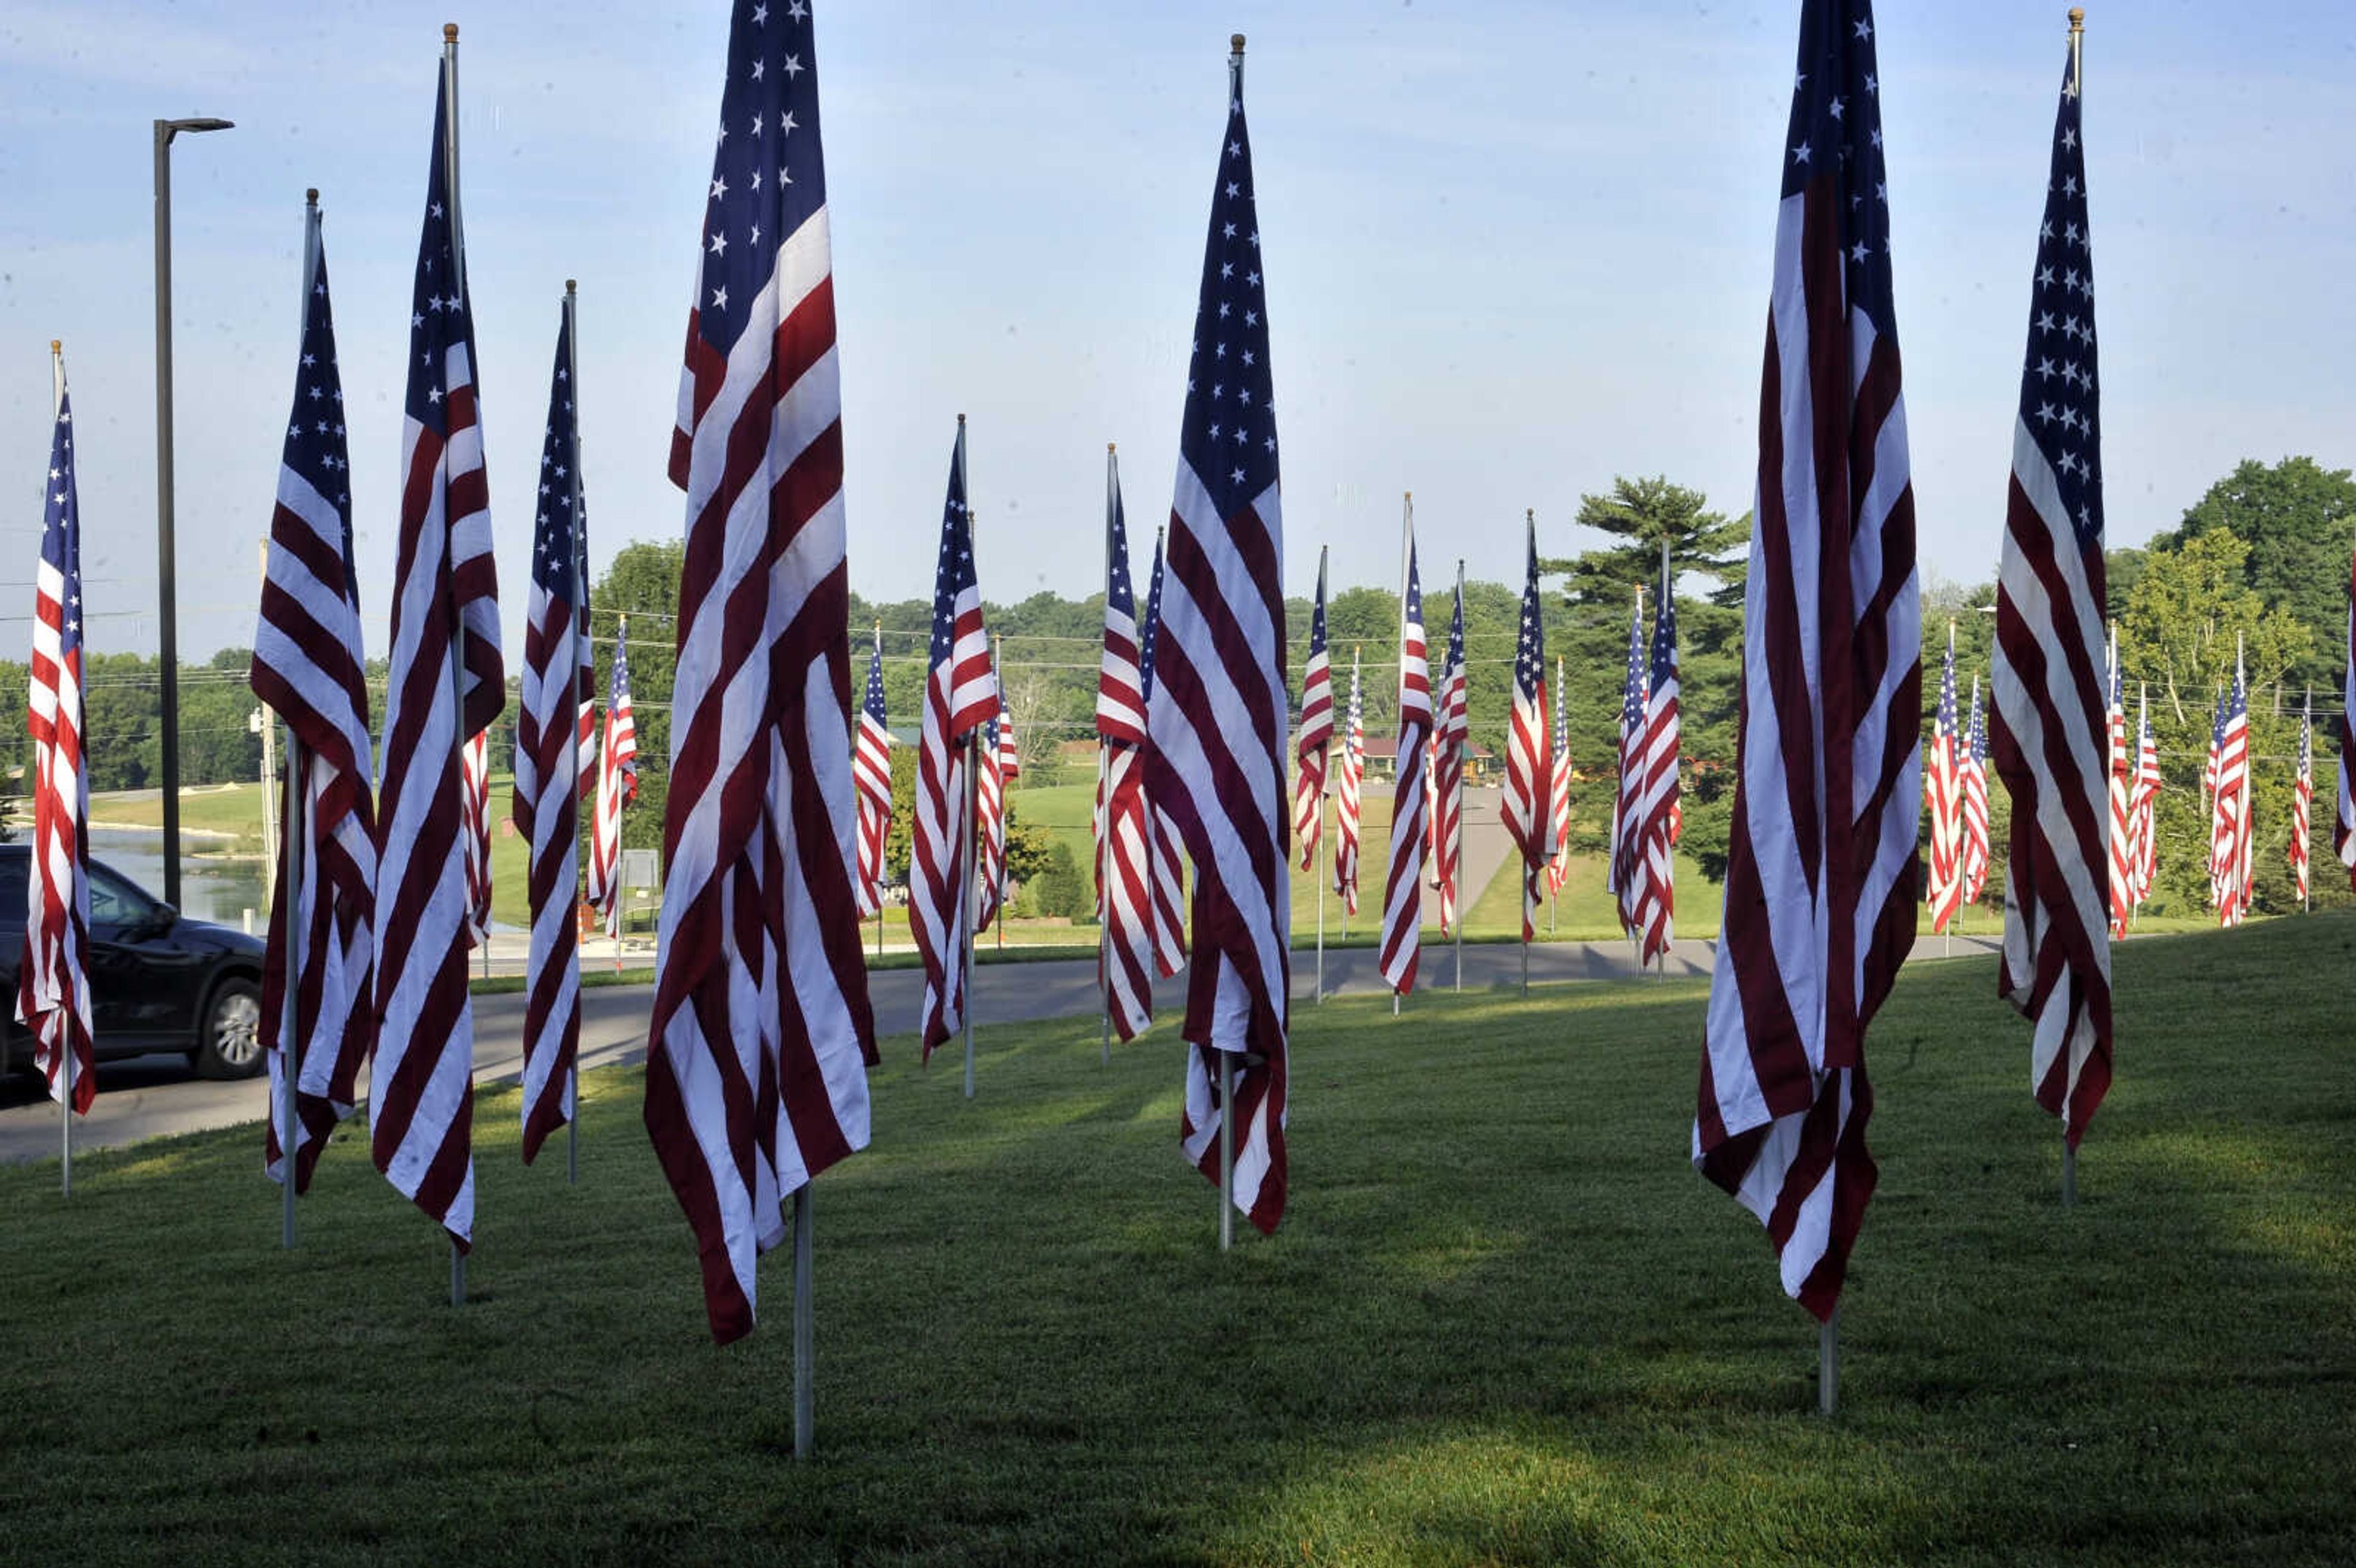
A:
[193,979,266,1081]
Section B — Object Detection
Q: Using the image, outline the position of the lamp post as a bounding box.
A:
[154,114,233,909]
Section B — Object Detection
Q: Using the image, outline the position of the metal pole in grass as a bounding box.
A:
[1314,772,1326,1005]
[1217,1050,1234,1253]
[1520,874,1530,1002]
[279,728,309,1247]
[48,339,73,1199]
[563,277,587,1189]
[444,20,470,1309]
[964,728,979,1101]
[2063,1132,2077,1207]
[1452,559,1465,994]
[1819,1305,1839,1416]
[793,1182,815,1458]
[1099,446,1115,1064]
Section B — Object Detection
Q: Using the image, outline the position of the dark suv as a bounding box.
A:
[0,842,269,1081]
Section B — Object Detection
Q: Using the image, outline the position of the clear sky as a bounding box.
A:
[6,0,2354,663]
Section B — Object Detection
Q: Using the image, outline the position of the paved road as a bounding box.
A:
[0,932,2006,1164]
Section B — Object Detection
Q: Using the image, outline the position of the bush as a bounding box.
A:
[1028,840,1094,922]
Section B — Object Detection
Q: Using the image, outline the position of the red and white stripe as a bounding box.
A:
[1546,655,1573,899]
[585,623,638,940]
[1293,550,1333,872]
[975,705,1007,936]
[2104,632,2131,939]
[1925,630,1965,934]
[2123,683,2158,910]
[852,626,893,918]
[1380,516,1431,996]
[459,727,493,947]
[1632,561,1681,964]
[1428,582,1466,939]
[2214,652,2253,928]
[1501,518,1552,941]
[1334,654,1363,918]
[1695,0,1915,1323]
[1959,677,1993,909]
[2338,550,2355,889]
[2290,698,2314,903]
[1098,465,1154,1039]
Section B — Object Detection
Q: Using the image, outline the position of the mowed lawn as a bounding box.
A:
[4,915,2352,1564]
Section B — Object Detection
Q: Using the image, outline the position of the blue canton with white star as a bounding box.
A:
[2017,47,2102,547]
[1140,532,1167,704]
[406,69,475,436]
[1179,59,1279,520]
[1444,583,1465,689]
[863,636,888,726]
[1515,533,1545,705]
[533,308,583,603]
[1784,0,1898,344]
[43,385,82,663]
[1621,599,1647,736]
[1649,574,1677,698]
[284,233,353,577]
[1936,637,1958,742]
[1107,483,1136,625]
[698,0,827,359]
[928,436,975,668]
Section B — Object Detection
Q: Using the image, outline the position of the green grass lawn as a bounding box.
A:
[4,913,2351,1564]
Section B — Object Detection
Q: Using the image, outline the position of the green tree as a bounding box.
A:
[590,540,683,852]
[1544,475,1750,609]
[2163,456,2356,694]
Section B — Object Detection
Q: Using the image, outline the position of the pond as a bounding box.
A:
[85,829,271,933]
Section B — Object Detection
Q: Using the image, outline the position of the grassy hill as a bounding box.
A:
[2,910,2350,1563]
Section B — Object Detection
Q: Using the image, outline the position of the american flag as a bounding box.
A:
[1547,654,1573,899]
[1335,651,1364,918]
[2291,694,2314,904]
[1144,38,1288,1235]
[586,619,639,940]
[2214,648,2252,928]
[1501,517,1552,939]
[1428,577,1467,939]
[1925,626,1965,934]
[514,298,587,1163]
[1693,0,1919,1323]
[1293,548,1333,872]
[1993,26,2110,1151]
[252,213,377,1192]
[18,347,93,1116]
[371,55,504,1251]
[2204,682,2228,908]
[1960,674,1993,908]
[458,728,492,947]
[975,702,1007,936]
[1141,527,1188,977]
[644,0,877,1344]
[910,421,996,1056]
[2104,632,2130,939]
[1606,588,1645,928]
[2124,682,2158,910]
[1098,459,1154,1040]
[852,625,893,918]
[1379,526,1431,996]
[2339,537,2355,889]
[1631,555,1682,964]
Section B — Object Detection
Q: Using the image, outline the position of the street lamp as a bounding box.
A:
[154,114,233,909]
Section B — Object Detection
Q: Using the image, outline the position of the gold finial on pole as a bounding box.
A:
[1107,441,1116,453]
[2068,7,2084,33]
[566,278,577,294]
[444,21,459,40]
[306,188,319,205]
[1525,507,1534,524]
[51,339,62,353]
[1231,33,1245,52]
[957,412,966,426]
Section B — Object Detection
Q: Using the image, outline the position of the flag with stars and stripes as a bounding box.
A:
[1960,675,1993,908]
[1335,651,1364,918]
[852,625,893,917]
[1546,654,1574,899]
[1098,461,1154,1039]
[18,347,93,1118]
[252,211,377,1191]
[1429,577,1467,938]
[910,421,996,1055]
[2123,682,2158,910]
[1632,554,1682,964]
[1995,23,2111,1150]
[1501,517,1552,940]
[514,298,588,1164]
[976,704,1008,935]
[2337,540,2355,890]
[1925,626,1965,934]
[1293,548,1333,872]
[458,728,492,947]
[1380,527,1432,996]
[2214,648,2253,928]
[586,620,638,940]
[1141,526,1188,978]
[1693,0,1920,1323]
[371,55,505,1252]
[644,0,877,1345]
[1606,588,1646,924]
[2291,695,2314,903]
[2104,631,2131,939]
[1144,40,1288,1236]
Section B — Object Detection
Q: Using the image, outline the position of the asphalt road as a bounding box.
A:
[0,934,2005,1164]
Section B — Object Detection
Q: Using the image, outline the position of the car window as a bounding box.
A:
[88,864,160,929]
[0,855,25,935]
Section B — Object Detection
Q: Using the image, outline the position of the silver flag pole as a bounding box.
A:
[564,277,585,1189]
[792,1182,815,1458]
[443,21,469,1309]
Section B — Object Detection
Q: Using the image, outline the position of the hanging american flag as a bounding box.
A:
[2339,537,2356,889]
[1547,653,1573,899]
[1632,555,1682,964]
[1335,652,1364,918]
[1098,461,1154,1040]
[1379,524,1431,996]
[252,213,377,1191]
[1925,626,1965,934]
[1429,577,1467,938]
[910,421,996,1056]
[852,626,893,918]
[19,346,93,1117]
[1959,674,1993,909]
[2215,648,2253,928]
[1141,527,1188,977]
[1693,0,1919,1323]
[514,297,588,1164]
[2104,632,2131,939]
[645,0,877,1344]
[458,728,493,947]
[1144,37,1288,1234]
[586,620,639,940]
[1606,588,1646,932]
[1293,548,1333,872]
[2205,684,2228,908]
[975,703,1007,935]
[1993,23,2111,1151]
[1501,517,1552,940]
[2124,682,2158,910]
[2290,694,2314,904]
[371,54,504,1251]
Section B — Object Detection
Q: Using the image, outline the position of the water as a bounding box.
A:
[85,829,269,931]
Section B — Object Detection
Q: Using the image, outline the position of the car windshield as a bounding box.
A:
[88,864,161,929]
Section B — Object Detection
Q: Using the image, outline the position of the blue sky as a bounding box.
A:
[6,0,2354,661]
